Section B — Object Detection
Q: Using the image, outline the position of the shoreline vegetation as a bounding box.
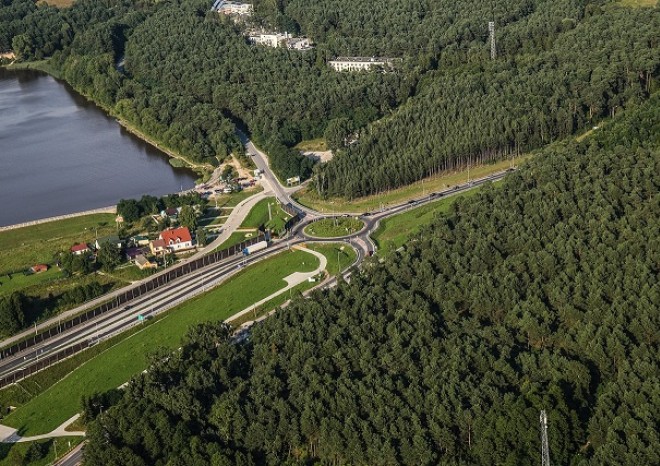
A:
[3,60,211,178]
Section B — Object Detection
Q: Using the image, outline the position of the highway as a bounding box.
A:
[1,137,514,465]
[0,141,510,383]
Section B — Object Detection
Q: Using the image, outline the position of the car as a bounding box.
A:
[361,212,372,217]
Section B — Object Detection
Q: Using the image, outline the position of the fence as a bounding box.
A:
[0,234,265,362]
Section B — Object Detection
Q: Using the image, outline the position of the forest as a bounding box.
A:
[2,0,657,191]
[81,94,659,464]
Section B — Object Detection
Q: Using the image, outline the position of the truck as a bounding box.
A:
[242,240,268,256]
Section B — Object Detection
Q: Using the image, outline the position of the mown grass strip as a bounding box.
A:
[2,249,319,436]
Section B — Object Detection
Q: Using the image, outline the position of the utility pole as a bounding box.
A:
[488,21,496,60]
[540,410,551,466]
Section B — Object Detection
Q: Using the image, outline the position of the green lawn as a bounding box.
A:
[294,156,526,214]
[294,138,328,151]
[304,218,364,238]
[228,243,357,327]
[617,0,657,7]
[0,214,116,275]
[0,268,61,297]
[372,190,479,256]
[240,197,291,232]
[0,437,83,466]
[1,249,319,436]
[213,187,263,209]
[214,232,259,252]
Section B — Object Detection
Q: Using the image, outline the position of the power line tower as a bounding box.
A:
[488,21,497,60]
[540,410,551,466]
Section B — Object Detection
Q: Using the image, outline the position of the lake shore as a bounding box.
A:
[3,60,212,179]
[0,206,117,232]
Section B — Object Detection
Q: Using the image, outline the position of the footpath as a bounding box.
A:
[0,414,84,443]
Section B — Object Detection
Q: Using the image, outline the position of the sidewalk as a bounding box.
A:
[227,247,327,323]
[0,414,84,443]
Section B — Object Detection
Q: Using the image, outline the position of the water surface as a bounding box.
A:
[0,68,196,227]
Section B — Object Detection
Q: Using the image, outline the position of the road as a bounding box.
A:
[0,144,510,383]
[0,136,514,464]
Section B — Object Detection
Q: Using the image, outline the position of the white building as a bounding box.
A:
[248,31,313,50]
[214,0,253,16]
[328,57,394,72]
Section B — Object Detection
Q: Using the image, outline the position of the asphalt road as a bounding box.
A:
[1,138,513,465]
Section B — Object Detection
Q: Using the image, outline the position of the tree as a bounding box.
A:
[179,205,198,231]
[0,293,26,337]
[195,228,207,247]
[96,242,121,272]
[116,199,141,223]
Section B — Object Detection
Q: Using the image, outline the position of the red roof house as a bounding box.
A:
[159,227,193,251]
[31,264,48,273]
[70,243,90,255]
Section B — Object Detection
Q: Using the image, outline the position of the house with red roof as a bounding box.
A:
[30,264,48,274]
[70,243,90,255]
[153,227,194,253]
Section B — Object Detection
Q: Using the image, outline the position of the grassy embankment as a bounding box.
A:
[304,217,364,238]
[240,197,292,232]
[0,214,115,275]
[616,0,657,7]
[294,156,528,213]
[294,139,328,151]
[1,248,322,436]
[371,190,480,257]
[0,214,124,331]
[228,243,357,327]
[0,437,83,466]
[214,195,291,251]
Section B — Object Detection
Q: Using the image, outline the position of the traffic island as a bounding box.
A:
[303,217,365,239]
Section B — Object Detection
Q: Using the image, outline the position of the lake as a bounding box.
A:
[0,68,197,227]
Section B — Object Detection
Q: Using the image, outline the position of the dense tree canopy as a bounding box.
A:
[4,0,655,191]
[83,95,659,465]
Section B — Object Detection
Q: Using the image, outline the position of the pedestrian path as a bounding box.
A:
[0,414,84,443]
[227,247,327,324]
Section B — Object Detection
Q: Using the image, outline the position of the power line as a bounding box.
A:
[540,410,551,466]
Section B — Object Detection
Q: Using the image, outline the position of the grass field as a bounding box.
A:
[214,232,258,252]
[0,214,116,275]
[304,218,364,238]
[213,187,263,208]
[294,139,328,151]
[37,0,75,7]
[372,190,480,256]
[294,156,527,213]
[228,243,357,327]
[1,249,320,436]
[240,197,291,232]
[0,268,61,296]
[0,437,83,466]
[617,0,657,7]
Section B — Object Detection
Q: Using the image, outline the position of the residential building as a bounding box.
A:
[70,243,90,255]
[158,227,194,252]
[150,239,168,255]
[130,235,150,247]
[125,247,147,262]
[328,57,394,72]
[214,0,253,15]
[30,264,48,273]
[95,235,123,250]
[135,254,158,270]
[248,31,313,50]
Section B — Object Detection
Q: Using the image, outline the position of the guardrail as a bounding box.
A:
[0,235,265,363]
